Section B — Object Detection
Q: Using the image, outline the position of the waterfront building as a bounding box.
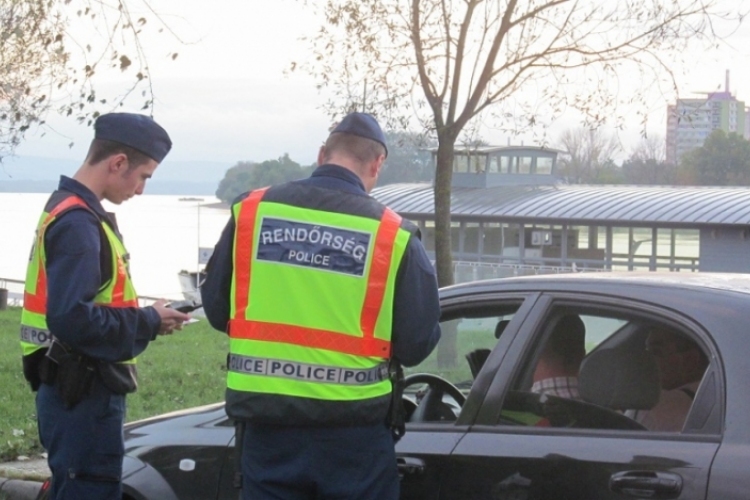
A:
[372,145,750,283]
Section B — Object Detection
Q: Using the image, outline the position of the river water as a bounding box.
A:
[0,192,230,300]
[0,190,703,301]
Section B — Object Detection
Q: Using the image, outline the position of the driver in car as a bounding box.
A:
[531,314,586,401]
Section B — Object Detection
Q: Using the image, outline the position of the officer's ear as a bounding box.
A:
[370,154,385,179]
[108,153,129,174]
[317,145,326,166]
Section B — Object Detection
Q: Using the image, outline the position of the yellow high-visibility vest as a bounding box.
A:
[20,193,138,362]
[226,184,413,425]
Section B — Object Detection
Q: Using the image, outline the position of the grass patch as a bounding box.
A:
[0,307,228,462]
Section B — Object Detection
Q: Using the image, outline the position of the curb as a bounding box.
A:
[0,477,43,500]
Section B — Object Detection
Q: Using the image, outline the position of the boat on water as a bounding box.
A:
[177,270,206,303]
[178,246,213,302]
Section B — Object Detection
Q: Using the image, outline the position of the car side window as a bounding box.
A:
[402,302,522,423]
[404,303,520,387]
[498,306,712,434]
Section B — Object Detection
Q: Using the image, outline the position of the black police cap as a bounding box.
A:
[94,113,172,163]
[330,112,388,157]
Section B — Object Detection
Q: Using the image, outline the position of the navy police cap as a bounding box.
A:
[94,112,172,163]
[331,112,388,157]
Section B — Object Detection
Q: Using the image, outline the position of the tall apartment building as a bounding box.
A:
[666,71,747,165]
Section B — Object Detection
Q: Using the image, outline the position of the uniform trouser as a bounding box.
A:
[36,380,126,500]
[241,422,399,500]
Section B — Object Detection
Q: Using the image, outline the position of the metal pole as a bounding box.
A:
[197,202,201,273]
[196,199,204,291]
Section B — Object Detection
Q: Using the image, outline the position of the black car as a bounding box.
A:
[117,272,747,499]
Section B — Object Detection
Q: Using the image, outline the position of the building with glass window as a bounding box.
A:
[665,71,747,165]
[371,145,750,283]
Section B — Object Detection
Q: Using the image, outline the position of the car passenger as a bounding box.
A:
[635,327,708,432]
[531,314,586,400]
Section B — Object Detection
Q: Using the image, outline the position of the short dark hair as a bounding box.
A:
[546,314,586,368]
[85,139,152,169]
[322,132,386,165]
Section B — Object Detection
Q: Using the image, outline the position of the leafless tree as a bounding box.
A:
[0,0,181,160]
[557,127,620,183]
[620,134,677,184]
[629,135,667,163]
[296,0,746,286]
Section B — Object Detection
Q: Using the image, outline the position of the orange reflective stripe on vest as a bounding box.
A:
[108,253,138,308]
[233,187,268,319]
[359,208,401,352]
[229,320,391,357]
[230,190,402,358]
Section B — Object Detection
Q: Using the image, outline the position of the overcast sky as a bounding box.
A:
[9,0,750,169]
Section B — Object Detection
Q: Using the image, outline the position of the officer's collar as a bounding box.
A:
[58,175,114,224]
[312,164,367,193]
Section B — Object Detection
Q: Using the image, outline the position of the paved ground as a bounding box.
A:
[0,458,47,500]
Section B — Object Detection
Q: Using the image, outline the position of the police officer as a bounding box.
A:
[20,113,190,499]
[202,112,441,499]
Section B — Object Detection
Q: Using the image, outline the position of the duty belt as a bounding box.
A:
[20,326,53,346]
[228,354,389,385]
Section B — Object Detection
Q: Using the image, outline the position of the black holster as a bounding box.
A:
[46,340,96,409]
[387,359,406,442]
[22,349,52,392]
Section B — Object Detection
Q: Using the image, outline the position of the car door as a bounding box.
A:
[397,291,542,500]
[437,292,723,500]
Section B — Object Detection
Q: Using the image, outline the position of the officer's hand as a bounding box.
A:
[152,299,191,335]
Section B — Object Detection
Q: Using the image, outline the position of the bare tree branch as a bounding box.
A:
[0,0,184,160]
[296,0,747,285]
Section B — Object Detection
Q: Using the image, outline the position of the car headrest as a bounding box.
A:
[579,347,660,411]
[495,320,510,339]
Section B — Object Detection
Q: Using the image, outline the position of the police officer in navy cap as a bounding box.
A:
[21,112,190,499]
[202,111,441,499]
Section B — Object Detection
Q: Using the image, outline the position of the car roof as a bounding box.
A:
[440,272,750,298]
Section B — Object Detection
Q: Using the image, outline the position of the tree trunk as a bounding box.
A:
[434,135,456,288]
[434,134,457,368]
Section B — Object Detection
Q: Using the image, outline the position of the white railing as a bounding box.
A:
[0,277,164,308]
[452,260,605,284]
[0,277,25,307]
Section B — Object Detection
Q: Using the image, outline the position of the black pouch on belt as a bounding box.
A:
[46,340,96,409]
[98,362,138,395]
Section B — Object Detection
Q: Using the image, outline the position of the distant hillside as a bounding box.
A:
[0,180,58,193]
[0,179,218,196]
[0,156,78,180]
[0,156,228,195]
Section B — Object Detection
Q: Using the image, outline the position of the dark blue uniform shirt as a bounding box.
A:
[43,176,161,362]
[202,164,441,367]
